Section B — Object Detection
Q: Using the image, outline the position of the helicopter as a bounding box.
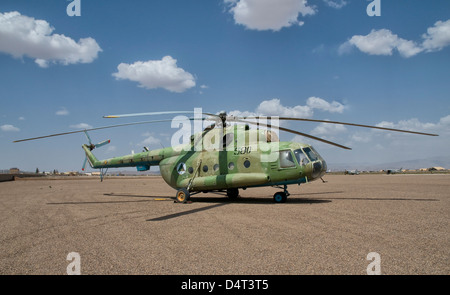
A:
[14,109,438,203]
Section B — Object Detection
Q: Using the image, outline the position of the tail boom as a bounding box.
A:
[82,144,162,170]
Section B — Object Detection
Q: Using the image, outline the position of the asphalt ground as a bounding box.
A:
[0,174,448,275]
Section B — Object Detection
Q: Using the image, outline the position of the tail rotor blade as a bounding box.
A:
[95,139,111,148]
[82,157,88,171]
[83,130,93,145]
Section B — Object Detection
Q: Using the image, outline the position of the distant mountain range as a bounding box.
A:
[328,156,450,172]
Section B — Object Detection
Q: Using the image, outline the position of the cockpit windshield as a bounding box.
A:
[302,147,319,162]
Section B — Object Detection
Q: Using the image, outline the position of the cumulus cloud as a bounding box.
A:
[323,0,347,9]
[311,121,347,135]
[1,124,20,132]
[256,98,313,117]
[306,97,345,113]
[70,123,93,129]
[140,132,162,147]
[340,29,423,58]
[229,97,345,118]
[112,56,196,93]
[340,19,450,58]
[225,0,316,31]
[56,107,69,116]
[422,20,450,52]
[376,118,441,135]
[0,11,102,67]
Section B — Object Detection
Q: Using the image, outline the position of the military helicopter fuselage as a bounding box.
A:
[82,124,327,203]
[17,109,437,203]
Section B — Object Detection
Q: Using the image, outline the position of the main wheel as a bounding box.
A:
[273,192,287,203]
[226,188,239,200]
[176,188,190,203]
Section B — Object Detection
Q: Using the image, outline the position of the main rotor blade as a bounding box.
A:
[103,110,218,118]
[13,118,200,143]
[230,118,352,150]
[235,116,438,137]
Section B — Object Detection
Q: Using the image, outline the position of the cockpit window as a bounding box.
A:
[294,149,309,166]
[302,147,318,162]
[279,150,295,168]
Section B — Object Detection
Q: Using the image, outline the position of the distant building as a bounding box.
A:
[429,167,445,171]
[9,168,20,174]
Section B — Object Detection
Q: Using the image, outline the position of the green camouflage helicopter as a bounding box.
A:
[15,110,438,203]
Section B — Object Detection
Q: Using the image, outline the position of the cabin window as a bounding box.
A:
[188,167,194,174]
[294,149,309,166]
[279,150,295,168]
[213,164,219,171]
[203,165,209,173]
[228,162,235,170]
[243,160,251,168]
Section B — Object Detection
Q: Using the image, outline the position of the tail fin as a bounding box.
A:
[82,144,101,168]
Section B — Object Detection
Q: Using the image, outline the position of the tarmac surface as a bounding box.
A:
[0,174,448,275]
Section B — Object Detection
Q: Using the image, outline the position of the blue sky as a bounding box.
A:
[1,0,449,172]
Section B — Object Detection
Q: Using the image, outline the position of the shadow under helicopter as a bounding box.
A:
[47,191,438,222]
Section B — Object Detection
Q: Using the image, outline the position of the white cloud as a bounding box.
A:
[225,0,316,31]
[376,118,441,135]
[422,20,450,52]
[105,146,117,154]
[342,29,423,58]
[306,97,345,113]
[311,121,347,135]
[0,11,102,67]
[340,19,450,58]
[112,56,196,93]
[56,107,69,116]
[70,123,93,129]
[256,98,313,117]
[323,0,347,9]
[228,97,345,118]
[439,115,450,126]
[1,124,20,132]
[140,132,162,147]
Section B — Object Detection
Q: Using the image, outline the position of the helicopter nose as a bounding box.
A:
[311,160,327,179]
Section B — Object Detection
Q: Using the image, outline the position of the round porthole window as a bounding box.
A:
[213,164,219,171]
[203,165,208,173]
[244,160,251,168]
[228,162,235,170]
[188,167,194,174]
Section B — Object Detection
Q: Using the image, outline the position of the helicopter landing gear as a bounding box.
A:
[226,188,239,200]
[273,192,287,203]
[175,188,191,203]
[273,185,290,203]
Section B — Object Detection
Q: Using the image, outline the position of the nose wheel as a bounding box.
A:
[273,185,290,203]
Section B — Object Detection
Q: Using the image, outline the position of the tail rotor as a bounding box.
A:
[82,131,110,171]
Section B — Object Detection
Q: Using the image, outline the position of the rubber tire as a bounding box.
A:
[226,188,239,199]
[273,192,287,203]
[176,188,190,203]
